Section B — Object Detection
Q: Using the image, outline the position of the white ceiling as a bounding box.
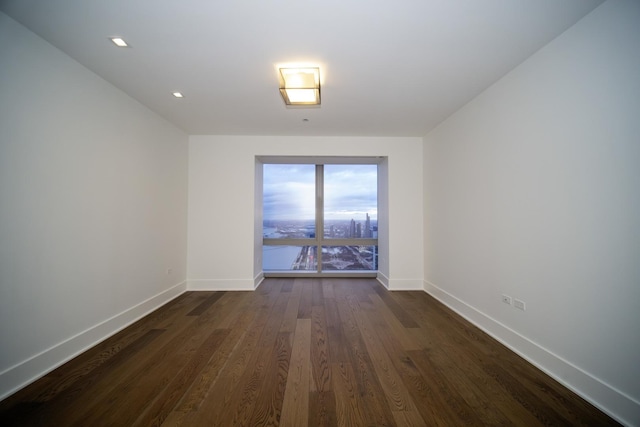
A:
[1,0,603,137]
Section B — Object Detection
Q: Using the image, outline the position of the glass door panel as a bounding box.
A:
[323,164,378,239]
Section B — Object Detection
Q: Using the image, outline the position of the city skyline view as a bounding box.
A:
[263,163,378,271]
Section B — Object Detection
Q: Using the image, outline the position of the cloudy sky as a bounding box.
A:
[263,164,377,221]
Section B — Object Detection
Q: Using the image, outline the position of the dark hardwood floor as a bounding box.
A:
[0,278,618,426]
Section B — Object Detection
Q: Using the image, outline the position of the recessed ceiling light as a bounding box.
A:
[110,37,129,47]
[172,92,184,98]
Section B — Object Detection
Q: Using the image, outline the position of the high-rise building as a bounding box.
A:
[365,213,371,238]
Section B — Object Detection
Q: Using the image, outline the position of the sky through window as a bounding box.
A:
[263,164,377,221]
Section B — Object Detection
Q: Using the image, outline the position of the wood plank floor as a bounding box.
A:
[0,278,619,426]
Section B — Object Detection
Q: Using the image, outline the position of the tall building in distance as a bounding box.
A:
[346,213,373,238]
[364,213,372,238]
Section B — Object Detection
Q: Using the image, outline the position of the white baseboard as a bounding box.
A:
[377,272,390,289]
[187,279,256,291]
[424,280,639,427]
[253,272,264,289]
[387,278,424,291]
[0,281,187,401]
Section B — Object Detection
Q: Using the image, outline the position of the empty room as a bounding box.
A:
[0,0,638,425]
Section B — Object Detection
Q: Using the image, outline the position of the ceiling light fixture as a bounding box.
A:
[110,37,129,47]
[279,67,320,106]
[172,92,184,98]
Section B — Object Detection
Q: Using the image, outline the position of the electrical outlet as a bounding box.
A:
[514,299,526,311]
[501,294,512,305]
[167,268,173,275]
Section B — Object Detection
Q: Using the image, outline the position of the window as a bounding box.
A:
[262,162,378,274]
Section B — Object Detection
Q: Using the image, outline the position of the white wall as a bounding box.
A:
[0,13,189,399]
[423,0,640,424]
[188,135,423,290]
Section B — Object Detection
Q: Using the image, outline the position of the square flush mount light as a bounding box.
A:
[110,37,129,47]
[279,67,320,106]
